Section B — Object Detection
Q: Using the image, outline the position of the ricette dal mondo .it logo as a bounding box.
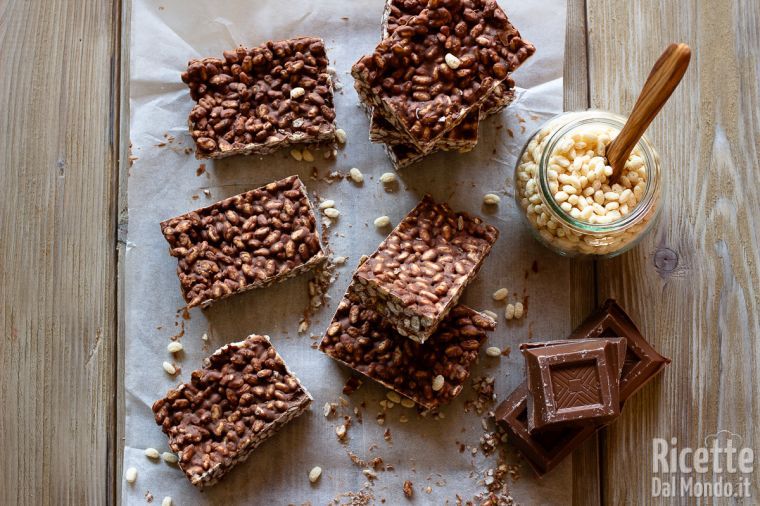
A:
[652,431,754,499]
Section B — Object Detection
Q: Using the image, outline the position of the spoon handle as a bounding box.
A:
[607,43,691,180]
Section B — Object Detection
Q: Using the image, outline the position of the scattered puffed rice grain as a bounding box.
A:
[309,466,323,483]
[290,87,306,99]
[514,302,524,319]
[302,149,315,162]
[162,361,177,375]
[201,332,209,342]
[486,347,502,357]
[125,467,137,484]
[374,216,391,228]
[144,448,160,459]
[161,497,172,506]
[162,452,178,464]
[335,129,347,144]
[444,53,462,69]
[400,398,415,408]
[379,172,397,184]
[324,208,340,219]
[386,391,401,403]
[166,341,183,354]
[290,149,303,162]
[482,309,498,320]
[336,424,347,439]
[333,256,347,265]
[432,375,444,391]
[349,167,364,183]
[399,415,409,423]
[492,288,508,301]
[298,320,309,333]
[319,199,335,210]
[505,304,515,320]
[483,193,501,205]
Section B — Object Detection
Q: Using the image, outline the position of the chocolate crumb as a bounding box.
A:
[403,480,414,498]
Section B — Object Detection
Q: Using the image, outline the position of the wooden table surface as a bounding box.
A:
[1,0,758,504]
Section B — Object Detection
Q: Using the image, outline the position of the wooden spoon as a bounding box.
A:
[606,43,692,181]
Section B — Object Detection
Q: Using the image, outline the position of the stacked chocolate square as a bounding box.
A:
[352,0,535,169]
[495,300,671,475]
[320,195,499,410]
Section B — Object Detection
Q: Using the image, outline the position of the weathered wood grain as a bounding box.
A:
[586,0,760,503]
[0,1,122,505]
[563,1,602,503]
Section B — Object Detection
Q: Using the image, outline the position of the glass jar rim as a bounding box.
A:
[536,110,661,234]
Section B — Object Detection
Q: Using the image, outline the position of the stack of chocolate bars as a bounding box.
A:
[351,0,535,169]
[495,300,671,475]
[320,195,499,410]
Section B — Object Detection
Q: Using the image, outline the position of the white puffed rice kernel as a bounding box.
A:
[333,256,347,265]
[144,448,160,459]
[349,167,364,183]
[432,375,445,391]
[335,424,347,439]
[374,216,391,228]
[162,452,178,464]
[379,172,397,184]
[201,333,208,342]
[400,398,415,408]
[505,304,515,320]
[335,128,347,144]
[166,341,183,354]
[309,466,323,483]
[486,347,502,357]
[162,361,177,375]
[318,199,335,210]
[323,208,340,219]
[444,53,462,69]
[492,288,508,301]
[483,193,501,205]
[290,149,303,161]
[302,148,315,162]
[386,391,401,403]
[161,497,172,506]
[290,87,306,99]
[125,467,138,484]
[482,309,498,320]
[514,302,524,319]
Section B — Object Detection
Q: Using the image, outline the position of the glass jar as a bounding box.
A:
[514,110,662,258]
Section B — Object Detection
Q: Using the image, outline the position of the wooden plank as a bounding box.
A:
[586,0,760,503]
[563,1,601,504]
[0,1,122,504]
[115,0,131,505]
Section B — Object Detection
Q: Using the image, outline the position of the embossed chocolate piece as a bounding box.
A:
[520,338,627,432]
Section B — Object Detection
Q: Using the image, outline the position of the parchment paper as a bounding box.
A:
[124,1,572,504]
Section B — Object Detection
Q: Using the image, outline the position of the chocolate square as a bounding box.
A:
[569,299,671,399]
[521,338,627,433]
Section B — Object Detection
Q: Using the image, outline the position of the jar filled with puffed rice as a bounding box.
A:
[514,110,662,258]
